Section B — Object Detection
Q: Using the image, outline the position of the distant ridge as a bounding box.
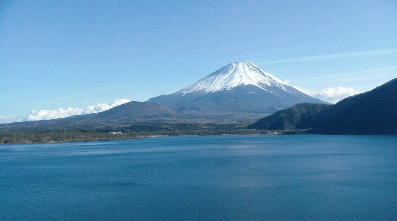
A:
[69,101,185,123]
[148,62,327,118]
[0,101,186,132]
[248,77,397,134]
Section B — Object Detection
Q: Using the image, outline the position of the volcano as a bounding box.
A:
[148,62,327,118]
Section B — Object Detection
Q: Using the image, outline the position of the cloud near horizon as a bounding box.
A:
[27,108,85,121]
[293,86,360,104]
[82,99,131,115]
[0,115,24,124]
[27,99,131,121]
[0,99,131,124]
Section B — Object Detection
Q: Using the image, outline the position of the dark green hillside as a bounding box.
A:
[247,103,330,130]
[312,77,397,134]
[248,77,397,135]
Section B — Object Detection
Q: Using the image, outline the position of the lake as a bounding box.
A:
[1,135,396,220]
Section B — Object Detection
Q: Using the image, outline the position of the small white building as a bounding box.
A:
[109,131,123,135]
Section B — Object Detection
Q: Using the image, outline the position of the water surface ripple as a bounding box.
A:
[1,135,396,220]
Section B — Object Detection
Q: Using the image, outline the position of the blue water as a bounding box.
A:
[1,135,396,220]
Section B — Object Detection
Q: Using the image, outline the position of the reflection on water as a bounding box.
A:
[1,135,396,220]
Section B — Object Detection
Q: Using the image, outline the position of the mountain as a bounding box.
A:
[0,101,185,132]
[148,62,327,118]
[248,77,397,134]
[74,101,185,122]
[247,103,331,130]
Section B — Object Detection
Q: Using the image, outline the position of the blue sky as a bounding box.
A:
[1,0,396,123]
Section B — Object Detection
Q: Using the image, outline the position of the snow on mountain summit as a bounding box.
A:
[178,61,288,95]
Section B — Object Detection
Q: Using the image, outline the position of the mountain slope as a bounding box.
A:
[71,101,185,122]
[148,62,327,117]
[312,77,397,134]
[0,101,186,132]
[247,103,331,130]
[248,77,397,134]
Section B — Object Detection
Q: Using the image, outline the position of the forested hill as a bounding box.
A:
[248,77,397,135]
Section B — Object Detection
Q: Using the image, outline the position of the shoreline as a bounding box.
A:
[0,130,292,145]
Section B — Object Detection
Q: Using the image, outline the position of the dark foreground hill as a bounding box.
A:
[248,77,397,135]
[248,103,331,130]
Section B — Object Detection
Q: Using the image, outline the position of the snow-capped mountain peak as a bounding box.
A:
[148,61,328,116]
[178,61,287,95]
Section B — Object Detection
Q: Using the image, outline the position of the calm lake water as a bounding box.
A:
[1,135,396,220]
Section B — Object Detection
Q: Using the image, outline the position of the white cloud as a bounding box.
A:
[0,115,24,124]
[26,99,131,121]
[27,108,84,121]
[260,48,397,64]
[83,99,131,114]
[294,86,360,104]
